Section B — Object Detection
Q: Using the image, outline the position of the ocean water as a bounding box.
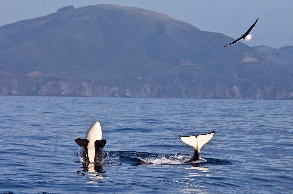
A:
[0,96,292,193]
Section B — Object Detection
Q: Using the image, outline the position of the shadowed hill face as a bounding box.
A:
[254,45,293,65]
[0,4,262,77]
[279,46,293,56]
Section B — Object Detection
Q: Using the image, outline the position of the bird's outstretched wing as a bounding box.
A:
[224,36,243,47]
[224,18,259,47]
[243,18,258,36]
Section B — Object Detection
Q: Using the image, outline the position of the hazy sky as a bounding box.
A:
[1,0,292,48]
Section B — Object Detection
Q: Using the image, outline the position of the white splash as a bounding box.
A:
[139,154,193,165]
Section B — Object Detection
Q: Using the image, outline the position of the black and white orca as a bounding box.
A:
[179,131,215,161]
[224,18,258,47]
[75,121,106,166]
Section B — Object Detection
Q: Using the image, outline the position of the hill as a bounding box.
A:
[0,4,293,99]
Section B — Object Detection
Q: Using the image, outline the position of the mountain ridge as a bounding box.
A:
[0,4,292,99]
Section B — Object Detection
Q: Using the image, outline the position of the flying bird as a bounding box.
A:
[224,18,259,47]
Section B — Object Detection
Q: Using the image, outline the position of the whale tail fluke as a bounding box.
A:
[179,131,215,161]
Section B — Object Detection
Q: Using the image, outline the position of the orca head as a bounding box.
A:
[86,121,102,142]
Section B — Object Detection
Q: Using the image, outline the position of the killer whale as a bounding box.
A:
[179,131,215,161]
[75,121,106,166]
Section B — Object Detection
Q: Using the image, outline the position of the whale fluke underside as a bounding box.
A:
[179,131,215,161]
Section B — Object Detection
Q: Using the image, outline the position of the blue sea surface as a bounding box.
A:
[0,96,292,193]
